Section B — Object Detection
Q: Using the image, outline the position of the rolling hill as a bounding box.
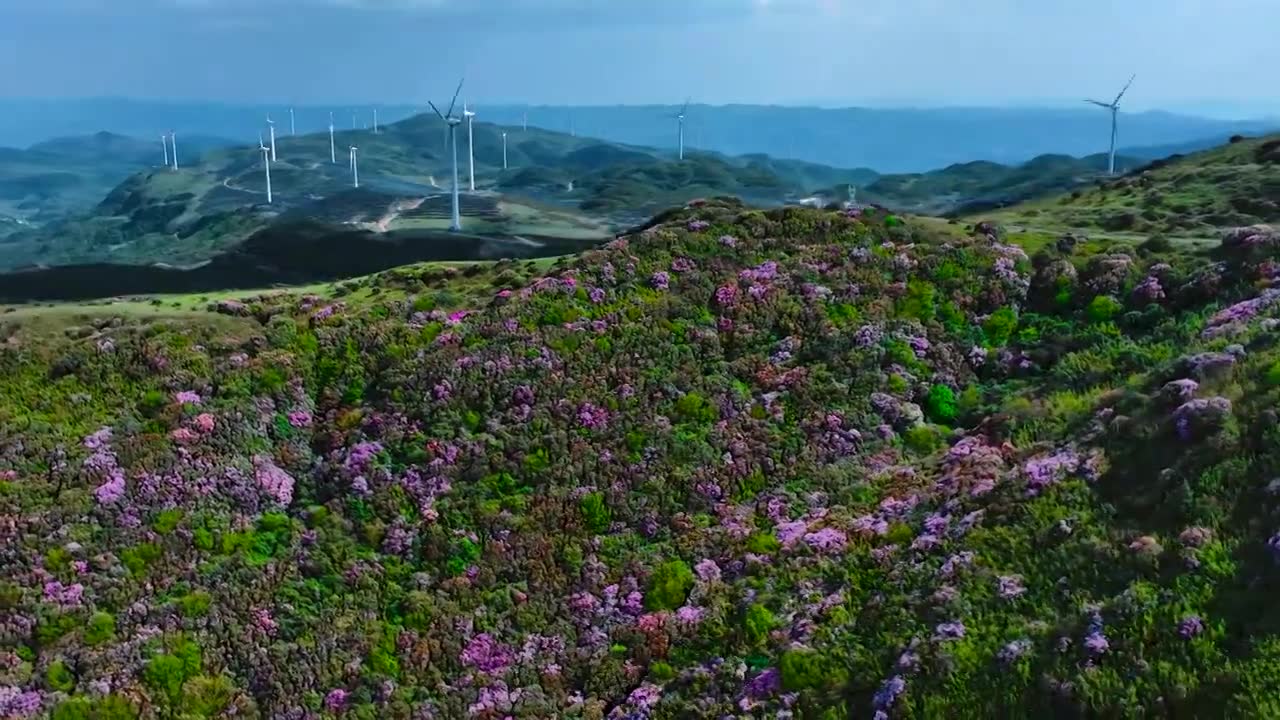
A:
[854,151,1143,216]
[982,132,1280,237]
[0,131,238,229]
[0,114,876,271]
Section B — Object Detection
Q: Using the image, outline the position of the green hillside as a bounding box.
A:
[0,132,236,230]
[984,133,1280,237]
[8,199,1280,716]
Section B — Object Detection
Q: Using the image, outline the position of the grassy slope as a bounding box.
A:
[983,133,1280,238]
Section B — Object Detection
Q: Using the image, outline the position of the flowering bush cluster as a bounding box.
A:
[4,202,1280,717]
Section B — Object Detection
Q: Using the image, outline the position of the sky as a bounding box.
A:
[2,0,1278,117]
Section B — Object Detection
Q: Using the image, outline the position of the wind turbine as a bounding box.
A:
[289,107,296,136]
[349,146,359,188]
[673,98,690,160]
[373,108,379,134]
[329,112,336,164]
[161,134,169,167]
[522,110,528,132]
[1085,74,1135,176]
[464,101,476,191]
[502,131,508,170]
[170,132,178,170]
[428,78,466,232]
[267,115,277,162]
[351,110,357,130]
[259,133,273,204]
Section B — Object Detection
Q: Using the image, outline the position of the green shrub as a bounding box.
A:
[181,675,238,718]
[744,603,776,645]
[1264,361,1280,387]
[924,384,958,424]
[674,392,717,424]
[177,590,213,618]
[121,542,162,575]
[904,424,945,454]
[84,612,116,646]
[649,661,676,681]
[1086,295,1123,323]
[152,508,183,535]
[580,493,612,533]
[779,648,845,691]
[899,280,937,321]
[746,532,782,554]
[47,660,76,692]
[646,560,694,611]
[983,307,1018,347]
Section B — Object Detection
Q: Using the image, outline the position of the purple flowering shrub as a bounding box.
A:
[4,201,1280,716]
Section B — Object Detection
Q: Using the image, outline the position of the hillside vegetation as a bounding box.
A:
[5,199,1280,717]
[987,133,1280,237]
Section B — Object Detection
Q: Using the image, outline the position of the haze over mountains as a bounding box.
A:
[1,97,1274,173]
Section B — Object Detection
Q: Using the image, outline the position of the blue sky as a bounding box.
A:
[2,0,1277,117]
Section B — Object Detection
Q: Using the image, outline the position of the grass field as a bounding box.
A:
[0,255,567,342]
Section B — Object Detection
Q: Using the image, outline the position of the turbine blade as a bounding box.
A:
[428,101,446,121]
[1113,74,1136,105]
[446,78,465,119]
[1084,99,1112,108]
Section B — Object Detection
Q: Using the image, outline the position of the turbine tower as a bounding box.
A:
[1085,74,1136,176]
[329,112,336,164]
[289,107,296,136]
[373,108,379,134]
[502,131,508,170]
[170,132,178,170]
[161,134,169,167]
[267,115,277,162]
[428,78,466,232]
[674,98,690,161]
[522,110,528,132]
[259,133,273,204]
[464,101,476,191]
[349,146,359,188]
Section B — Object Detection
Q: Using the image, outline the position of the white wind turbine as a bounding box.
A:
[328,111,336,164]
[290,107,296,136]
[1085,74,1136,176]
[161,134,169,167]
[464,100,476,191]
[349,146,359,188]
[266,114,277,162]
[522,110,528,132]
[373,108,379,134]
[170,131,178,170]
[502,131,508,170]
[673,98,690,160]
[259,133,273,204]
[428,78,466,232]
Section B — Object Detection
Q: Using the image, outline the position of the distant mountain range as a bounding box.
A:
[2,97,1275,173]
